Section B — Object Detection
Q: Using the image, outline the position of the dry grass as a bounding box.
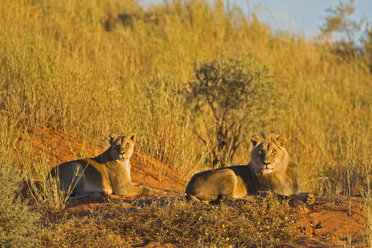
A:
[0,0,370,183]
[0,0,371,246]
[23,163,77,215]
[367,197,372,247]
[38,214,122,248]
[39,194,300,247]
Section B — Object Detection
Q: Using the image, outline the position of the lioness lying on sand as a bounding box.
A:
[185,132,314,204]
[51,133,159,198]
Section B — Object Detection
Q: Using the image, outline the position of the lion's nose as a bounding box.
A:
[263,161,271,168]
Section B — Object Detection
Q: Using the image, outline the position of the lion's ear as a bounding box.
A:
[251,135,263,146]
[126,132,137,143]
[109,135,118,145]
[276,135,287,147]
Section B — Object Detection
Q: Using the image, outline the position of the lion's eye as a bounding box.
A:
[272,150,277,155]
[259,149,265,154]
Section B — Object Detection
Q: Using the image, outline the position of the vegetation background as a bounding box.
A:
[0,0,371,246]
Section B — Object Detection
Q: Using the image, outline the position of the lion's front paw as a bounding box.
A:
[305,193,315,205]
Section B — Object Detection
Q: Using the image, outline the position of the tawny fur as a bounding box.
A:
[185,133,311,204]
[51,133,158,198]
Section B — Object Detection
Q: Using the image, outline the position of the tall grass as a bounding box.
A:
[23,161,78,214]
[0,0,370,192]
[0,0,371,245]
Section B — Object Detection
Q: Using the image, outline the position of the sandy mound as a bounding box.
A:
[14,128,369,247]
[16,128,188,192]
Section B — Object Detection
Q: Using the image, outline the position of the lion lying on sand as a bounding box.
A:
[185,132,314,204]
[51,133,159,198]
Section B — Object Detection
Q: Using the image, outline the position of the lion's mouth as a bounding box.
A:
[260,164,273,174]
[261,168,273,173]
[119,154,128,159]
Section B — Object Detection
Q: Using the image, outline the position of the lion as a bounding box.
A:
[50,133,159,198]
[185,132,314,205]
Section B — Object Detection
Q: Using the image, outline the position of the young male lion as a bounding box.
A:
[185,132,313,204]
[51,133,158,198]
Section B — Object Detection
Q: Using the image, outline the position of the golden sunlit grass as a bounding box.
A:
[0,0,371,246]
[24,162,78,215]
[39,194,300,247]
[1,0,370,184]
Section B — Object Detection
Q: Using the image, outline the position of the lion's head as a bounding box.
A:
[250,132,289,175]
[108,133,136,160]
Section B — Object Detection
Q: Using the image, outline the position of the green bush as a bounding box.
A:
[185,56,287,168]
[0,158,40,248]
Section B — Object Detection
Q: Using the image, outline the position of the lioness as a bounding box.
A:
[185,133,313,204]
[51,133,157,198]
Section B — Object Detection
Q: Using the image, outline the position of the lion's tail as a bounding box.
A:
[185,193,201,202]
[124,184,165,196]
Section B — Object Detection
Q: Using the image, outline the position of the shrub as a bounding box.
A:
[185,56,287,168]
[363,25,372,71]
[0,157,40,248]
